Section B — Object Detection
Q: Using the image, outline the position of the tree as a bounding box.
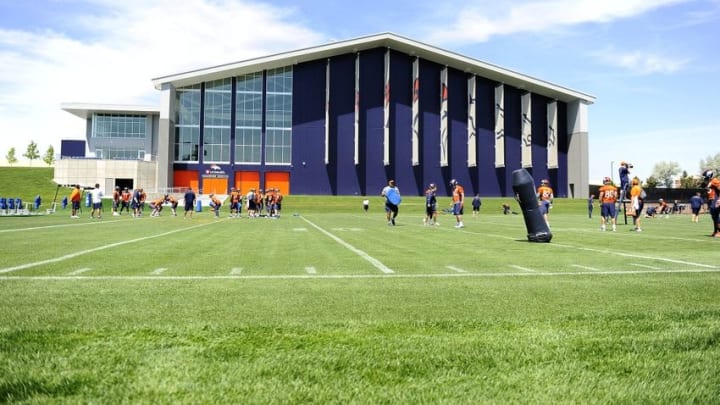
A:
[699,152,720,173]
[679,170,701,189]
[43,145,55,166]
[644,176,659,189]
[22,140,40,166]
[651,161,681,188]
[5,147,17,166]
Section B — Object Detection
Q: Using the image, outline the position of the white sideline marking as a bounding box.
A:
[551,243,715,269]
[151,268,168,275]
[0,219,125,233]
[571,264,599,271]
[230,267,243,275]
[305,266,317,274]
[630,263,660,270]
[300,216,394,274]
[509,265,537,272]
[0,221,219,274]
[446,265,467,273]
[68,268,91,276]
[3,268,720,281]
[293,228,308,232]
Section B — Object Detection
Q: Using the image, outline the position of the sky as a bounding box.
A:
[1,0,719,184]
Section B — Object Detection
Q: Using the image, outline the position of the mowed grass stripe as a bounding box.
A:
[0,220,222,274]
[2,267,720,281]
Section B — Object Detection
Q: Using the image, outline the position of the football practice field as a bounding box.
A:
[1,196,719,403]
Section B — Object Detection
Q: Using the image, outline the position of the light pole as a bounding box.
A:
[610,161,614,181]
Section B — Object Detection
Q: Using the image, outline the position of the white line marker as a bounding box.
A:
[630,263,660,270]
[151,268,168,275]
[0,221,220,274]
[293,228,308,232]
[0,219,125,234]
[3,268,719,281]
[446,265,467,273]
[305,266,317,274]
[68,268,92,276]
[300,216,394,274]
[230,267,243,275]
[551,243,715,269]
[509,265,537,272]
[571,264,599,271]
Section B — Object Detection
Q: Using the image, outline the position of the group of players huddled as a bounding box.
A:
[106,186,283,219]
[207,187,283,218]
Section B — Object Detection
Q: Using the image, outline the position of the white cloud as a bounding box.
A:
[0,0,323,155]
[425,0,689,43]
[593,48,690,74]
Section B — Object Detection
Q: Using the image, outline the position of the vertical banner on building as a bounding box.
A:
[354,53,360,165]
[494,84,505,168]
[521,92,532,168]
[467,75,477,167]
[383,49,391,166]
[325,59,330,165]
[547,101,558,169]
[411,57,420,166]
[440,67,449,167]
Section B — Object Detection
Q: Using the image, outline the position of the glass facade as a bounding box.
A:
[92,114,147,138]
[175,84,201,161]
[203,78,231,162]
[96,148,145,160]
[265,67,292,165]
[173,67,292,165]
[235,72,263,164]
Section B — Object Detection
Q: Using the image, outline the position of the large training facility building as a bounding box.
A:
[57,32,595,198]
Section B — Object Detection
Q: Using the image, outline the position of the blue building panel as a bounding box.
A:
[418,60,444,196]
[557,102,569,198]
[388,51,416,195]
[474,76,503,196]
[530,92,551,188]
[359,48,386,196]
[503,86,523,196]
[447,68,471,196]
[292,59,332,194]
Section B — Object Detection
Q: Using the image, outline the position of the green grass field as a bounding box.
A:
[1,180,720,402]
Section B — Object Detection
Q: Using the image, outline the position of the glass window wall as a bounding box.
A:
[265,67,292,165]
[235,72,263,164]
[175,84,201,161]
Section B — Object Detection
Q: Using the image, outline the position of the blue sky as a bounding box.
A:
[1,0,718,184]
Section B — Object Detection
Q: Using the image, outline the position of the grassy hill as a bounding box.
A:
[0,167,72,209]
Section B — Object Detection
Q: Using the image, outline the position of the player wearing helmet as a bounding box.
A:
[598,177,618,231]
[450,179,465,228]
[423,183,438,226]
[536,179,554,227]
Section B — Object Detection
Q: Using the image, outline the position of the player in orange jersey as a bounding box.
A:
[165,194,178,216]
[209,193,222,218]
[69,185,82,219]
[150,195,165,217]
[598,177,618,232]
[229,188,241,218]
[702,170,720,237]
[450,179,464,228]
[536,179,554,227]
[111,186,121,216]
[629,177,644,232]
